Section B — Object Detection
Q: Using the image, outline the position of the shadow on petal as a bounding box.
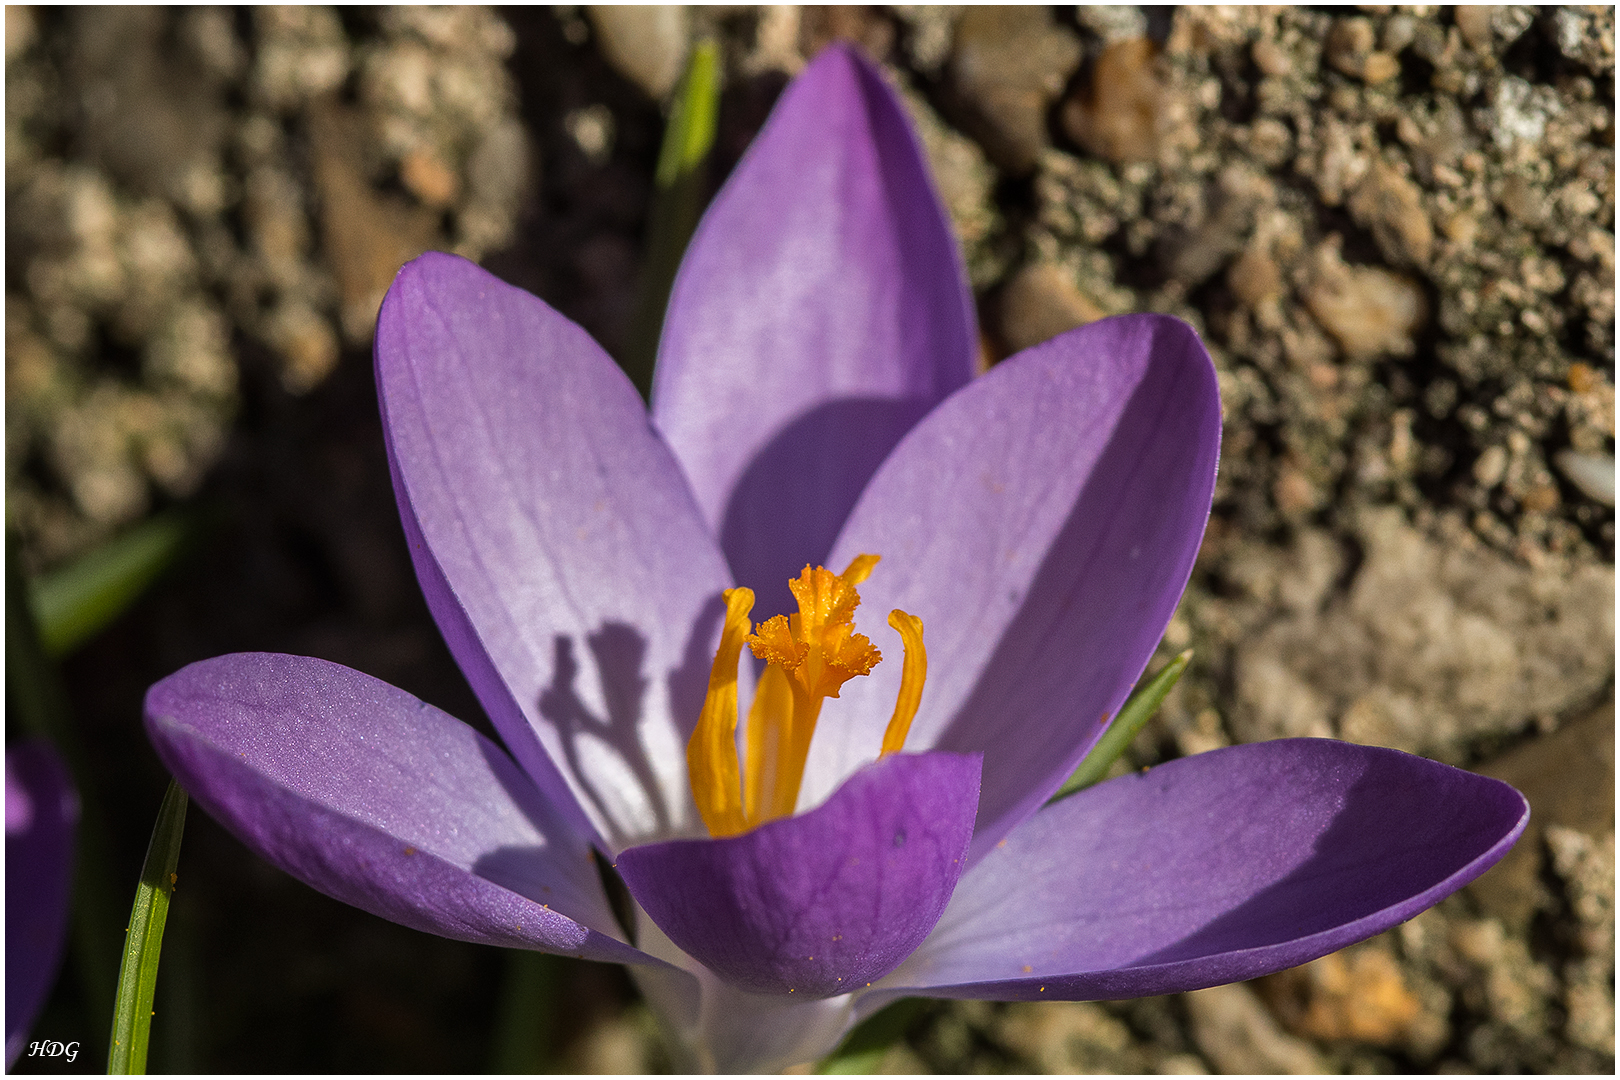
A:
[932,318,1220,863]
[874,740,1527,1004]
[721,397,932,619]
[1122,746,1529,979]
[537,627,668,848]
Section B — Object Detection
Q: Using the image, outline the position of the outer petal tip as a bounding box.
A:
[617,751,981,997]
[651,30,974,615]
[142,652,652,966]
[884,739,1530,1002]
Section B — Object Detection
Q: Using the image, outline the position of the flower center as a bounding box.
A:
[686,554,927,838]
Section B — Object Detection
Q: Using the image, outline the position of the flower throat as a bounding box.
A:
[686,555,925,837]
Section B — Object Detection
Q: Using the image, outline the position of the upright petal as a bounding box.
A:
[651,44,976,617]
[616,751,980,997]
[810,315,1221,862]
[870,740,1527,1005]
[6,742,77,1067]
[376,252,733,848]
[144,653,661,969]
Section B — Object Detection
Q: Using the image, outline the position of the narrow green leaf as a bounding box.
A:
[1049,649,1193,803]
[489,951,563,1072]
[6,535,74,745]
[108,781,188,1075]
[653,38,720,188]
[815,997,931,1074]
[622,38,722,396]
[29,509,196,658]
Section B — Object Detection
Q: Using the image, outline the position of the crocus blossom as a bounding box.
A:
[6,741,78,1067]
[143,45,1528,1072]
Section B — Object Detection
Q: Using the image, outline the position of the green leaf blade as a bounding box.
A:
[815,998,930,1074]
[654,38,720,189]
[623,38,722,395]
[29,510,196,658]
[108,781,188,1075]
[1050,649,1192,803]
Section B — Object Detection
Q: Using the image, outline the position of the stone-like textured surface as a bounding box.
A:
[585,5,688,100]
[1227,509,1614,761]
[7,6,528,570]
[1185,984,1328,1074]
[1471,704,1615,931]
[8,6,1611,1076]
[997,262,1105,354]
[946,6,1080,173]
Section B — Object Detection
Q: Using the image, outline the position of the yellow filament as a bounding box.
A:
[742,661,794,824]
[880,609,926,755]
[687,587,754,837]
[685,554,932,837]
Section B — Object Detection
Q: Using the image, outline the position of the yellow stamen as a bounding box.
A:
[742,661,794,824]
[687,588,754,837]
[880,609,926,755]
[686,556,930,837]
[840,553,880,586]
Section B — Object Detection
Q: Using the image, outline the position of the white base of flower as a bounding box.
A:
[631,903,858,1073]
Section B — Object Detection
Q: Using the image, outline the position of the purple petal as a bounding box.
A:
[651,44,976,617]
[376,252,734,849]
[872,739,1527,1004]
[808,314,1221,863]
[143,652,661,968]
[6,742,78,1068]
[616,751,981,997]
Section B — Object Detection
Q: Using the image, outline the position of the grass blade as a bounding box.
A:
[621,37,721,395]
[815,998,931,1074]
[29,509,198,658]
[108,781,188,1075]
[489,951,563,1072]
[1049,649,1192,803]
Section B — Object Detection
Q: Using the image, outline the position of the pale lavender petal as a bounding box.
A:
[616,752,981,997]
[651,44,975,617]
[869,739,1527,1005]
[809,314,1221,864]
[376,252,734,849]
[143,652,663,968]
[6,742,78,1067]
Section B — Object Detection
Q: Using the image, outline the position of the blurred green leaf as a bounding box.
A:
[29,509,196,658]
[108,780,188,1075]
[489,951,563,1072]
[815,997,931,1074]
[653,38,720,189]
[1049,649,1192,803]
[622,37,721,396]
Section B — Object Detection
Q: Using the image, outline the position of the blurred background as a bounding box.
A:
[6,5,1612,1073]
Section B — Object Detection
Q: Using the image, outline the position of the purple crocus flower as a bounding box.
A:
[143,46,1527,1071]
[6,741,79,1067]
